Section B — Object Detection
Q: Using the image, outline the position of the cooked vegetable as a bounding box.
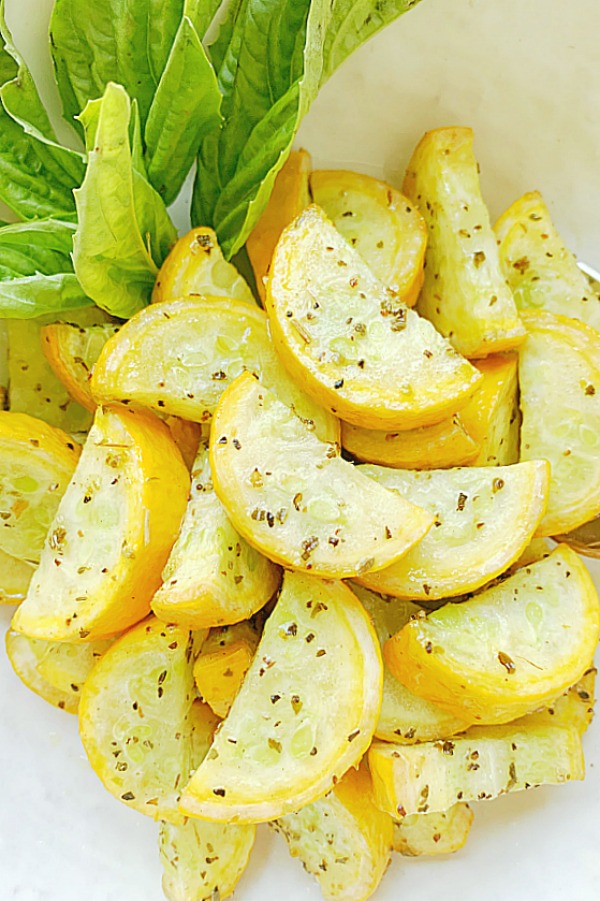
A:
[515,667,596,735]
[266,204,481,430]
[5,628,113,713]
[393,803,474,857]
[210,372,433,578]
[246,150,312,302]
[0,549,35,604]
[180,570,382,823]
[341,354,519,469]
[79,617,203,822]
[193,621,260,718]
[310,169,427,305]
[153,437,280,629]
[518,311,600,536]
[273,763,393,901]
[0,411,80,562]
[353,584,472,743]
[91,296,339,444]
[357,460,549,600]
[384,545,600,725]
[404,127,525,358]
[159,699,256,901]
[152,227,255,306]
[495,191,600,330]
[12,405,189,641]
[341,410,480,470]
[41,322,121,412]
[369,722,584,818]
[7,318,92,432]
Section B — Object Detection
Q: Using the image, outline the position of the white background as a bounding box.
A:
[1,1,600,900]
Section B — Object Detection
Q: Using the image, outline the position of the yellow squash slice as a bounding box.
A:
[210,373,433,578]
[0,549,35,604]
[91,296,339,444]
[403,127,525,358]
[159,699,256,901]
[460,355,520,466]
[353,585,472,742]
[515,667,596,736]
[246,149,312,302]
[159,814,255,901]
[310,169,427,305]
[179,571,383,823]
[265,204,481,431]
[41,322,121,412]
[357,460,549,601]
[341,414,480,470]
[12,405,189,642]
[152,437,281,628]
[0,411,81,563]
[5,628,112,713]
[384,545,600,725]
[341,354,519,470]
[519,310,600,535]
[495,191,600,330]
[7,307,110,431]
[193,621,260,718]
[152,227,256,306]
[272,763,393,901]
[393,803,473,857]
[369,721,584,818]
[79,617,203,822]
[0,320,8,408]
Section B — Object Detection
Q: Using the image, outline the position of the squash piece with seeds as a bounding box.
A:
[265,204,481,431]
[310,169,427,306]
[210,373,433,579]
[403,127,525,358]
[352,585,472,743]
[357,459,549,601]
[393,803,474,857]
[41,322,121,412]
[152,437,280,629]
[519,311,600,536]
[152,227,256,306]
[159,700,256,901]
[272,763,393,901]
[369,721,584,817]
[0,411,80,563]
[5,628,114,714]
[79,617,204,822]
[180,571,382,823]
[91,297,339,444]
[495,191,600,330]
[12,406,189,642]
[384,545,600,725]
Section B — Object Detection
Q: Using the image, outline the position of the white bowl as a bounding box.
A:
[1,1,599,899]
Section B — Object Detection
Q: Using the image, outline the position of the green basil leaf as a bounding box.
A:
[0,1,84,221]
[0,102,82,220]
[145,16,222,205]
[49,0,185,129]
[193,0,331,258]
[183,0,223,41]
[73,83,176,319]
[322,0,424,81]
[0,219,91,317]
